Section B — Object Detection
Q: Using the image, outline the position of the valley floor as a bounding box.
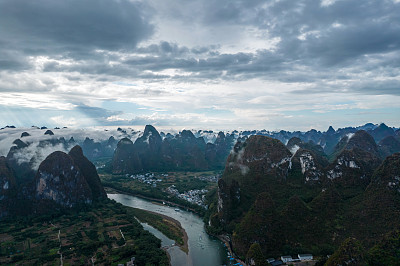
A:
[0,200,169,265]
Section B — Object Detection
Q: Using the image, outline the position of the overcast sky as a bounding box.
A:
[0,0,399,131]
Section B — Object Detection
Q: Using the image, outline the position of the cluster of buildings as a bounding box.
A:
[266,254,314,265]
[165,185,208,208]
[125,172,217,207]
[194,174,221,182]
[95,162,106,169]
[127,173,163,187]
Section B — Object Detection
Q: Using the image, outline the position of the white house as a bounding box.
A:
[280,255,293,263]
[298,254,313,261]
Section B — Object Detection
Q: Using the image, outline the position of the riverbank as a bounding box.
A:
[109,193,230,266]
[218,234,247,266]
[105,186,201,214]
[131,207,189,253]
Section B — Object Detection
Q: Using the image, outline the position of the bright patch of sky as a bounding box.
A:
[0,0,399,131]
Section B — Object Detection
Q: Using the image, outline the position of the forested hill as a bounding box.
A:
[208,130,400,263]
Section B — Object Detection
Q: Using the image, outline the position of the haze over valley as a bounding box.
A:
[1,123,400,265]
[1,0,400,265]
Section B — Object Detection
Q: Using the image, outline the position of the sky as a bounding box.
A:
[0,0,399,131]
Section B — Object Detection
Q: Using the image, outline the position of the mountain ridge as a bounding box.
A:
[208,129,400,260]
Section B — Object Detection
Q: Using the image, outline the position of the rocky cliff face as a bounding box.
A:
[69,145,107,200]
[291,149,326,183]
[225,135,292,179]
[35,151,93,208]
[6,139,35,184]
[112,138,140,174]
[206,132,236,169]
[161,129,208,170]
[286,137,328,184]
[0,156,16,218]
[211,130,400,258]
[326,148,381,187]
[371,152,400,192]
[112,125,163,173]
[112,125,235,173]
[1,144,106,216]
[326,130,382,187]
[345,130,380,157]
[81,136,118,160]
[6,137,73,184]
[216,135,292,227]
[217,178,240,224]
[216,131,393,230]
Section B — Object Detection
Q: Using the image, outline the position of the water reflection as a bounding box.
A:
[108,193,230,266]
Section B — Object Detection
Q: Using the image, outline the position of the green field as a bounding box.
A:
[0,200,169,265]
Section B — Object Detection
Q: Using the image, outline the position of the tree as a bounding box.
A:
[246,243,267,266]
[326,237,366,266]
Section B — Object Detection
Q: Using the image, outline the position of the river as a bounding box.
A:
[108,193,234,266]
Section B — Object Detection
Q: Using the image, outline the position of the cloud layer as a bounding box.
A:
[0,0,399,130]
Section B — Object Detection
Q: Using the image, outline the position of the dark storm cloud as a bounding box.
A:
[0,49,30,71]
[0,0,153,56]
[168,0,400,66]
[257,0,400,65]
[1,0,399,98]
[136,41,190,56]
[0,59,26,71]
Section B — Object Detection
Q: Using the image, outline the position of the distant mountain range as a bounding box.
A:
[111,123,400,174]
[2,122,399,182]
[1,122,400,264]
[112,125,235,173]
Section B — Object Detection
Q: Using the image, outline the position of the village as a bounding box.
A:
[124,172,217,208]
[127,172,166,187]
[165,185,208,208]
[193,173,221,183]
[265,254,315,265]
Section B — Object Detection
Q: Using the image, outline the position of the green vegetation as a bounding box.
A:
[100,171,221,216]
[367,229,400,265]
[326,231,400,266]
[326,237,366,265]
[0,200,169,265]
[207,138,400,262]
[130,208,186,250]
[212,164,400,258]
[246,243,267,266]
